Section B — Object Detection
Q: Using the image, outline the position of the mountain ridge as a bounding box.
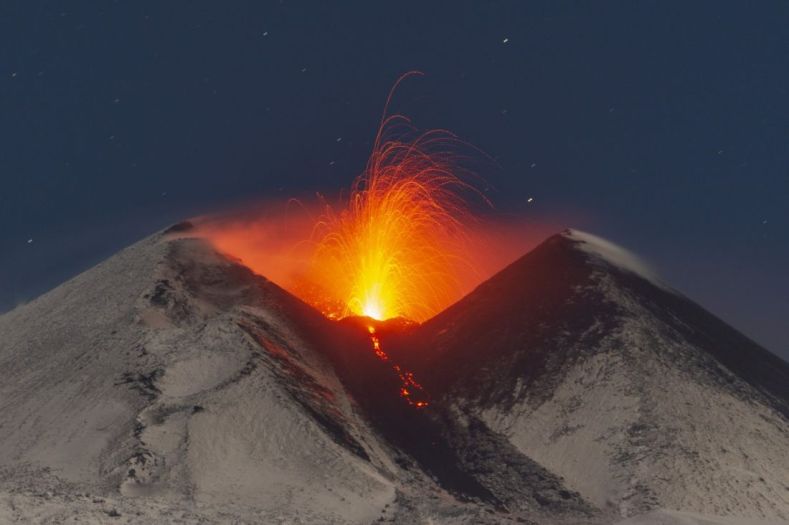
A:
[0,225,787,524]
[400,229,789,519]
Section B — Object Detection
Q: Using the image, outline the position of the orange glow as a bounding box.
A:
[197,211,561,321]
[307,72,488,322]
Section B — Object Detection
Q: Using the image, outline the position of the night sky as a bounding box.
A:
[1,2,787,358]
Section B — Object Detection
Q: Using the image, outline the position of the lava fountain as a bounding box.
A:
[306,72,489,323]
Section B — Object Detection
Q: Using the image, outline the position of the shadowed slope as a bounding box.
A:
[398,230,789,520]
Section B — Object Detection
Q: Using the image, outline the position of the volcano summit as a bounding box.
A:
[0,225,787,524]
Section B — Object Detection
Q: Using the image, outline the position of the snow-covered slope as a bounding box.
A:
[0,226,405,523]
[406,229,789,522]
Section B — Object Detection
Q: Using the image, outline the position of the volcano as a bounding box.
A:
[1,224,787,524]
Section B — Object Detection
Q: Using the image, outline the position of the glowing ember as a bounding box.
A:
[308,72,487,322]
[368,326,429,408]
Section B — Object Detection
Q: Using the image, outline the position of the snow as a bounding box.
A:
[564,229,670,291]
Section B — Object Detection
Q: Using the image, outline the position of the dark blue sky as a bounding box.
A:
[1,1,787,358]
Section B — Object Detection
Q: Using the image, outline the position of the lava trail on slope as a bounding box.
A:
[311,316,500,505]
[366,325,429,408]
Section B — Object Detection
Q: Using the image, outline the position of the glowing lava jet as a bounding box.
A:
[303,73,488,408]
[309,72,487,323]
